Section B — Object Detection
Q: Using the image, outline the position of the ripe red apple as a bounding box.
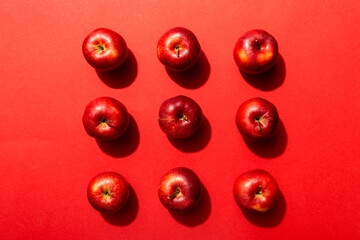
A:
[233,29,278,74]
[87,172,130,213]
[233,169,279,213]
[82,97,129,140]
[157,27,201,71]
[158,167,202,212]
[235,97,279,141]
[82,28,128,72]
[158,95,203,139]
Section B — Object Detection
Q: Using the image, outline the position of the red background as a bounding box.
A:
[1,1,359,239]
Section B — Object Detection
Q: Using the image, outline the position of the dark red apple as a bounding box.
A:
[157,27,201,71]
[158,167,202,212]
[82,28,128,72]
[233,29,278,74]
[87,172,129,213]
[82,97,129,140]
[158,95,203,139]
[235,97,279,141]
[233,169,279,213]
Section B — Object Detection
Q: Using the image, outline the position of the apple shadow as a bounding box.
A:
[100,185,138,226]
[96,114,140,157]
[168,116,211,153]
[241,190,286,227]
[165,51,210,89]
[243,120,287,158]
[240,54,286,91]
[96,49,137,88]
[169,184,211,227]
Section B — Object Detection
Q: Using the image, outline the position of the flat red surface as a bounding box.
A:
[1,1,359,239]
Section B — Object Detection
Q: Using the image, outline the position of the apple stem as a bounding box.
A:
[255,40,261,50]
[96,43,105,51]
[175,46,180,57]
[167,188,181,199]
[256,185,262,195]
[179,114,188,121]
[255,118,262,134]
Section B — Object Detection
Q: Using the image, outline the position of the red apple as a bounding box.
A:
[235,97,279,141]
[233,29,278,74]
[82,28,128,72]
[157,27,201,71]
[233,169,279,213]
[158,95,203,139]
[158,167,202,212]
[82,97,129,140]
[87,172,129,213]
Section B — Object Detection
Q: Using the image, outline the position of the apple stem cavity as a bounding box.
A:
[167,187,181,199]
[101,119,113,124]
[255,40,261,50]
[256,185,262,195]
[102,189,112,197]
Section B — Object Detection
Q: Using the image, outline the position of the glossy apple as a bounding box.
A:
[157,27,201,71]
[82,97,129,140]
[235,97,279,141]
[158,167,202,212]
[82,28,128,72]
[158,95,203,139]
[233,169,279,212]
[233,29,278,74]
[87,172,129,213]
